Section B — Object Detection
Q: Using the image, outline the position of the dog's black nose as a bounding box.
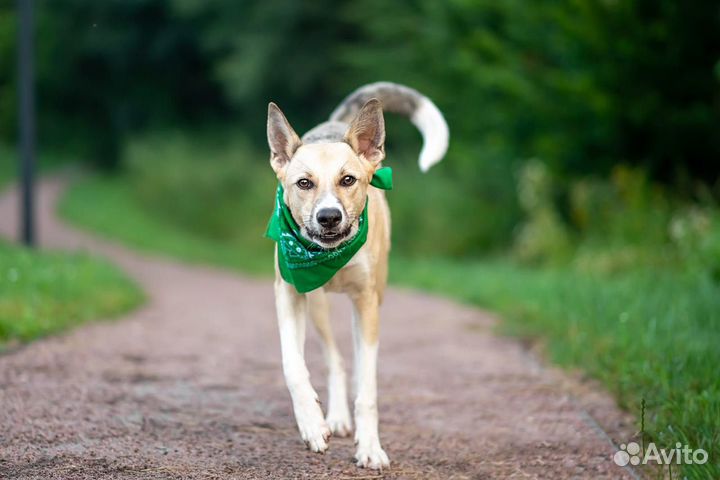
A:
[316,208,342,228]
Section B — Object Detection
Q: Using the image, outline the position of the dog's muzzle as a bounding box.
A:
[308,209,354,247]
[316,208,342,229]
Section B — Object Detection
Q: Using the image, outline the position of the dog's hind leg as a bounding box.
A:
[308,289,352,437]
[351,292,390,469]
[275,278,331,453]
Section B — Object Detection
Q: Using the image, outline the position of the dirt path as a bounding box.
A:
[0,178,637,479]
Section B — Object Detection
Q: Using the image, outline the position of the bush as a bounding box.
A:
[670,207,720,280]
[125,131,275,253]
[570,165,672,247]
[512,159,571,263]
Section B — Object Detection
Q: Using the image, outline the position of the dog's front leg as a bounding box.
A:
[275,278,331,453]
[351,292,390,469]
[308,289,353,437]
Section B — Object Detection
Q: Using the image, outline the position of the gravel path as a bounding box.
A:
[0,178,638,479]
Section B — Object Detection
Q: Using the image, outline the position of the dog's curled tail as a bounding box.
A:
[329,82,449,172]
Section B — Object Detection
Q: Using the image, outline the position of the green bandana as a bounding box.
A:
[266,167,393,293]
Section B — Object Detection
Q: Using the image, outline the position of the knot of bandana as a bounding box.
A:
[265,167,392,293]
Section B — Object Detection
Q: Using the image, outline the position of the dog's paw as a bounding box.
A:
[355,442,390,470]
[294,398,331,453]
[325,410,352,437]
[298,416,331,453]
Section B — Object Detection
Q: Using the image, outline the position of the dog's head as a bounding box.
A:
[267,99,385,249]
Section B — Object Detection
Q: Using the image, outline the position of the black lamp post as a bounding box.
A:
[17,0,36,247]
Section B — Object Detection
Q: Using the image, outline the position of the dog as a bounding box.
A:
[266,82,449,469]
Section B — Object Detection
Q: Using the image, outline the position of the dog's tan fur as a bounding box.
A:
[269,100,390,340]
[266,83,447,470]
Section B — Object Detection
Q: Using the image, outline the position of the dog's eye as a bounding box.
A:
[340,175,356,187]
[296,178,314,190]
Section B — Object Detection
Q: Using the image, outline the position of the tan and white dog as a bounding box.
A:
[267,82,449,469]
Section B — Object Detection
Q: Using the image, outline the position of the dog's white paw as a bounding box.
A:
[355,441,390,470]
[294,397,331,453]
[325,410,352,437]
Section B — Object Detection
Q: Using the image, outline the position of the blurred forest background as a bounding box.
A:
[1,1,719,477]
[2,0,720,258]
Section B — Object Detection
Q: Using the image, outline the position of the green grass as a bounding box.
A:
[0,146,144,346]
[59,175,274,274]
[0,241,144,346]
[60,173,718,478]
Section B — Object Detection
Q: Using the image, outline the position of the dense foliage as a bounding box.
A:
[2,0,719,253]
[1,0,226,168]
[2,0,718,178]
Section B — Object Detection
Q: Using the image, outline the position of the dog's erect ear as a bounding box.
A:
[344,99,385,166]
[267,102,302,173]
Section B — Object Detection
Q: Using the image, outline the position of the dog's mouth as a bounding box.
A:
[307,225,353,248]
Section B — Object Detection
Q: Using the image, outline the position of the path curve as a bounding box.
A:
[0,178,636,479]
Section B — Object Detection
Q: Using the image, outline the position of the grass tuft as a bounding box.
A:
[0,241,144,346]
